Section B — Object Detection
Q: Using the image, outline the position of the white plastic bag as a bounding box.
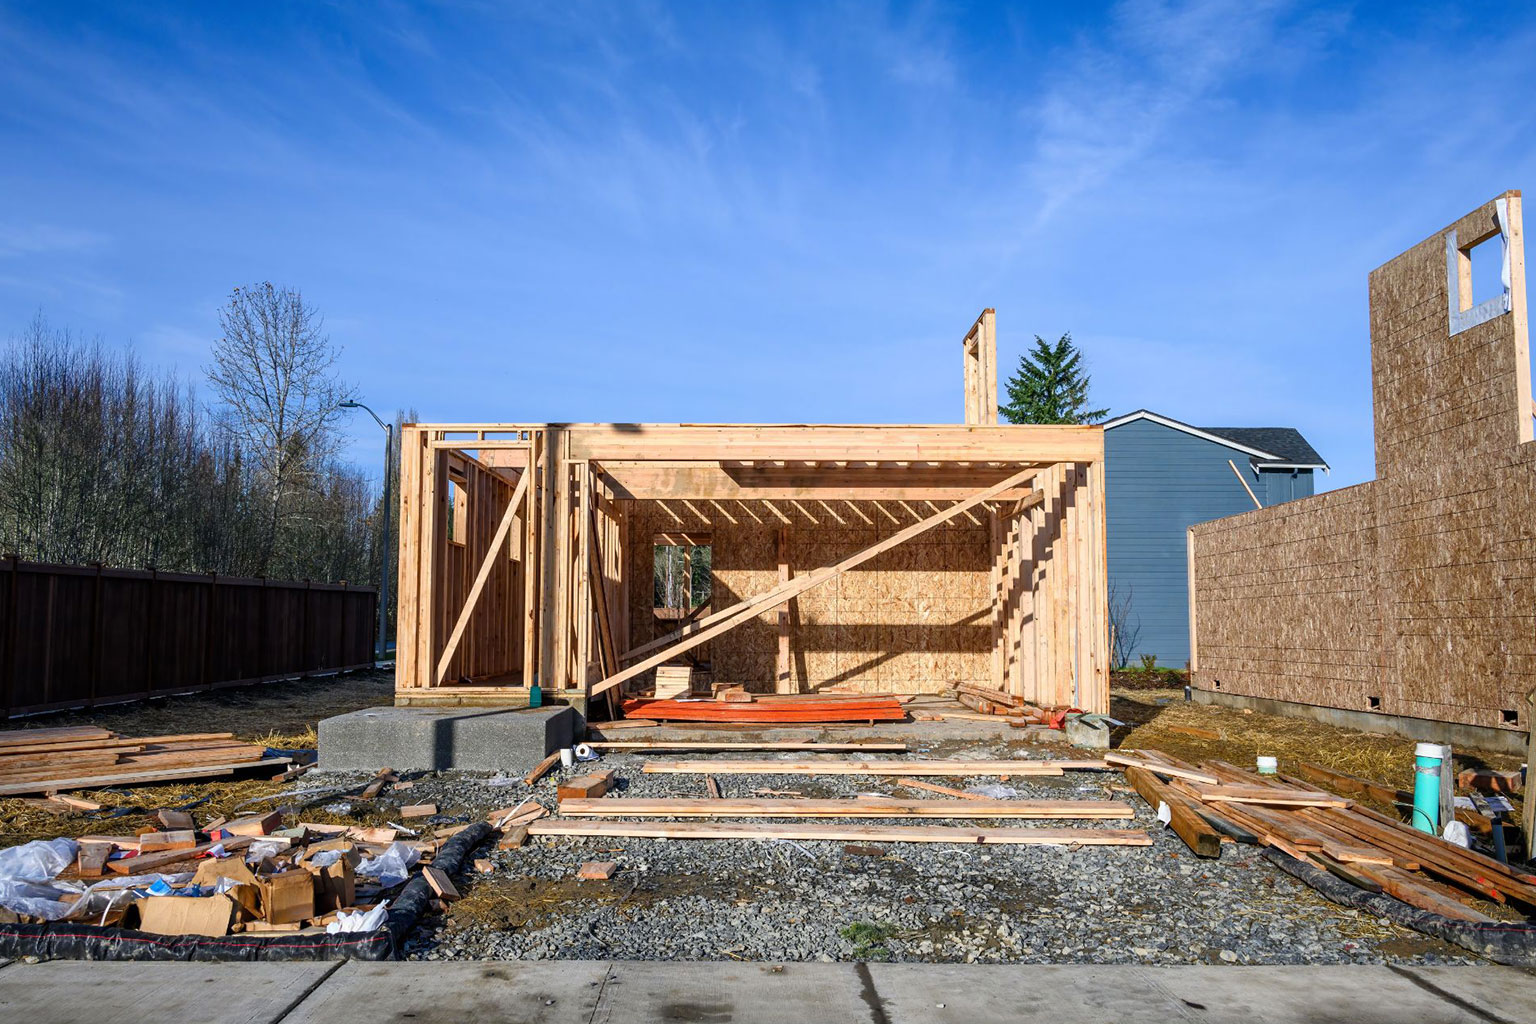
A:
[964,784,1019,799]
[326,899,390,934]
[1441,820,1472,848]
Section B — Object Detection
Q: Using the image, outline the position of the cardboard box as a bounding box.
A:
[137,894,236,937]
[192,857,263,920]
[259,869,315,925]
[305,850,360,913]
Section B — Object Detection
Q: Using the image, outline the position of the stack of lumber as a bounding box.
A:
[1113,748,1536,924]
[622,695,906,724]
[946,683,1049,723]
[0,726,290,796]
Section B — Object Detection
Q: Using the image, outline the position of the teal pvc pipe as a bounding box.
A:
[1411,743,1443,834]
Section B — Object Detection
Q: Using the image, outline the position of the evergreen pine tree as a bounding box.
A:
[999,332,1109,424]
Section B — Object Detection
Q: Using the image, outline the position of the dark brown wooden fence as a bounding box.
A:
[0,558,377,717]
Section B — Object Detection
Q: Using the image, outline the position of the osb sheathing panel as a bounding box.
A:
[1192,191,1533,732]
[624,501,992,693]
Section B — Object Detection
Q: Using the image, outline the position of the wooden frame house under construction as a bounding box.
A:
[394,310,1109,715]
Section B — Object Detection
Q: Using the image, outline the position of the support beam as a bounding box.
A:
[591,466,1044,697]
[435,467,530,685]
[1227,459,1262,510]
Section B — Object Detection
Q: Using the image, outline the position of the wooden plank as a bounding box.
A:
[1353,864,1497,923]
[894,779,988,801]
[556,770,615,799]
[557,424,1104,464]
[1190,784,1349,808]
[1105,751,1220,786]
[1294,762,1408,807]
[640,760,1104,776]
[107,835,253,875]
[1122,766,1222,858]
[423,865,461,901]
[595,467,1044,694]
[581,741,909,752]
[0,758,288,796]
[0,726,114,746]
[528,819,1151,845]
[524,752,561,786]
[558,797,1136,818]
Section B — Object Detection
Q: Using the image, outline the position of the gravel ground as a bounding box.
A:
[311,741,1481,967]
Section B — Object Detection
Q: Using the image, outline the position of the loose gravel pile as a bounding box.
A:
[313,741,1480,966]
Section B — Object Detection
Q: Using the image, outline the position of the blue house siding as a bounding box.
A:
[1104,418,1315,668]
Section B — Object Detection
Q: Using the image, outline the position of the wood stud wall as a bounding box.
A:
[393,310,1109,713]
[1190,192,1534,732]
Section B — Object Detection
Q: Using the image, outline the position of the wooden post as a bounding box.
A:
[1524,691,1536,849]
[523,430,541,689]
[776,526,792,693]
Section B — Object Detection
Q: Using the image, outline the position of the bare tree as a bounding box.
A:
[206,284,356,575]
[1108,581,1141,669]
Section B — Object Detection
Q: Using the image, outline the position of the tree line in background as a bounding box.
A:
[0,286,406,607]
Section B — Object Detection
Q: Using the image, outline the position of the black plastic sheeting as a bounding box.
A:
[1264,847,1536,966]
[0,822,493,962]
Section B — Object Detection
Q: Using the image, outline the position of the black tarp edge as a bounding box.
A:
[1263,847,1536,967]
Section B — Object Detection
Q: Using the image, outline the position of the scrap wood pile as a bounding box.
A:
[518,748,1154,847]
[1110,748,1536,925]
[908,682,1052,725]
[0,793,543,938]
[0,726,291,796]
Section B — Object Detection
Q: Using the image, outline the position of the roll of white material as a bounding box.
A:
[574,743,596,760]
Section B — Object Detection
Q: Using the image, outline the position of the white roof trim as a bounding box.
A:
[1255,462,1330,472]
[1100,410,1285,461]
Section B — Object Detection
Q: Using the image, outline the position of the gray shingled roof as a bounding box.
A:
[1201,426,1326,468]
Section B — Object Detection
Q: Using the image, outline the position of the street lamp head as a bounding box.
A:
[339,400,361,409]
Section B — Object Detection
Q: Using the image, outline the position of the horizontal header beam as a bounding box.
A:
[599,462,1042,501]
[413,424,1102,465]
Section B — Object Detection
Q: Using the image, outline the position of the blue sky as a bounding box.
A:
[4,1,1536,489]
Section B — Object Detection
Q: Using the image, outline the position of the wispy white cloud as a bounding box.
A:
[1018,0,1304,224]
[0,223,108,258]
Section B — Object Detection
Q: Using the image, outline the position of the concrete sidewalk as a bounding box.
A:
[0,959,1532,1023]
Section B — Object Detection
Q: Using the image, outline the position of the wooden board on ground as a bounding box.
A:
[1104,751,1219,786]
[640,760,1104,777]
[556,770,615,799]
[557,797,1136,819]
[0,758,290,797]
[422,865,460,900]
[529,819,1153,846]
[1191,784,1349,808]
[582,741,909,752]
[578,860,618,880]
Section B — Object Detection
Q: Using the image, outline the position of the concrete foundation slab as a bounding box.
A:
[318,704,577,771]
[0,960,334,1024]
[1398,965,1536,1021]
[1192,688,1527,755]
[282,960,609,1023]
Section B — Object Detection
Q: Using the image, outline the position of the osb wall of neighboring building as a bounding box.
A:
[1190,191,1532,732]
[623,501,992,694]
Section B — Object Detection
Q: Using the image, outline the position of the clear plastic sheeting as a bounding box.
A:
[355,842,420,888]
[0,839,79,920]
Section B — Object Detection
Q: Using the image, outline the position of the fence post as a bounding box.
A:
[340,581,350,669]
[2,556,16,718]
[144,567,158,696]
[203,573,216,691]
[89,562,103,704]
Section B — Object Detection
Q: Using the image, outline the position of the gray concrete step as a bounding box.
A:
[0,960,1530,1023]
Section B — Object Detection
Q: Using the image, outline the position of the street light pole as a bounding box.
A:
[341,400,393,663]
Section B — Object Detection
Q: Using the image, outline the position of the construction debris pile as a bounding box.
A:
[0,726,292,796]
[1111,749,1536,925]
